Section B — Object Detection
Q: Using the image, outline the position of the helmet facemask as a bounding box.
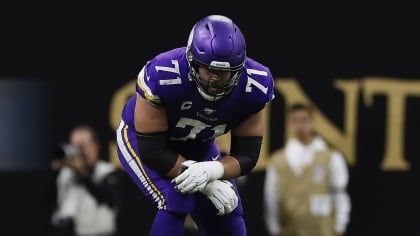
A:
[187,52,243,101]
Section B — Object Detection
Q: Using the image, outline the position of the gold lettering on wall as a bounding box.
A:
[109,77,416,172]
[258,104,271,170]
[275,79,359,166]
[333,80,360,165]
[362,77,419,171]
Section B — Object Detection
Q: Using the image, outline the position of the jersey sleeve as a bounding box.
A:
[244,64,276,114]
[135,49,187,106]
[136,61,162,106]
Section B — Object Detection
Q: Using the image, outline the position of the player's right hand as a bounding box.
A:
[200,180,238,215]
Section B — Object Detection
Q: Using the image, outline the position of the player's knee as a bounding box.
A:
[166,190,197,214]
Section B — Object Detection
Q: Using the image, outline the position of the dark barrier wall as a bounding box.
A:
[1,11,419,236]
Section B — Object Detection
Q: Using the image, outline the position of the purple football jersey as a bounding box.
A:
[123,47,274,161]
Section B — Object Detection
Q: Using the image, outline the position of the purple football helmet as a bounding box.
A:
[186,15,246,101]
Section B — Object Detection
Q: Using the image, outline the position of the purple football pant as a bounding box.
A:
[116,119,246,236]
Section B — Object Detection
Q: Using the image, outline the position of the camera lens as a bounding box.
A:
[51,142,81,160]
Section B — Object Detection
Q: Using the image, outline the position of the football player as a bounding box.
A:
[116,14,275,236]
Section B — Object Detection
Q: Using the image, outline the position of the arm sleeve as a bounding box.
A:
[263,166,281,235]
[329,151,352,234]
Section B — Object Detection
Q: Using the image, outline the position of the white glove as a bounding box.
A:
[172,160,224,193]
[201,180,239,215]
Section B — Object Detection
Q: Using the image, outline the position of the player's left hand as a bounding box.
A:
[172,160,224,193]
[201,180,238,215]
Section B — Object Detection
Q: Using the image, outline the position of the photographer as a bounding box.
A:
[51,124,121,236]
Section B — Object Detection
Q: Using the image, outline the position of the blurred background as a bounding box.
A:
[1,3,419,236]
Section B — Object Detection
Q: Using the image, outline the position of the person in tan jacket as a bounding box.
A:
[263,103,351,236]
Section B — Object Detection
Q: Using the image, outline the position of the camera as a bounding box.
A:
[53,142,81,160]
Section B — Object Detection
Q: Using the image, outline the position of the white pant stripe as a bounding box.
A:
[116,120,164,209]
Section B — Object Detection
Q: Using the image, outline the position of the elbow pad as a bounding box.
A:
[136,131,178,176]
[230,135,263,175]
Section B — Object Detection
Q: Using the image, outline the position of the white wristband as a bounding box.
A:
[207,161,224,180]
